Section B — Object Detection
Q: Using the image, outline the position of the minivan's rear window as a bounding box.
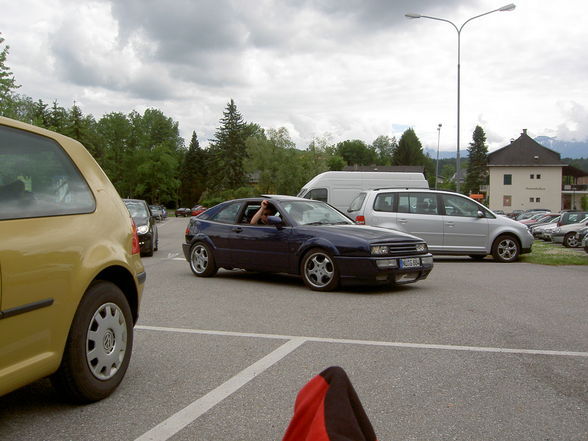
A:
[0,125,95,220]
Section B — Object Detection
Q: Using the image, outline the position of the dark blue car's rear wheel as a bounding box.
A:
[190,242,218,277]
[301,248,339,291]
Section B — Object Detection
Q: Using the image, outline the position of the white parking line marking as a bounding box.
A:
[134,337,306,441]
[136,325,588,358]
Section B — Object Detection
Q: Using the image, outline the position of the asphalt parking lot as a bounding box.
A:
[1,217,587,441]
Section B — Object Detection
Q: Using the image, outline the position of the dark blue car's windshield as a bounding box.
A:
[281,201,353,226]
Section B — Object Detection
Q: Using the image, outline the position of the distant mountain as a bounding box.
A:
[533,136,588,159]
[423,149,459,159]
[425,137,588,159]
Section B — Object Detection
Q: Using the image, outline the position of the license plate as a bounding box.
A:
[399,257,421,268]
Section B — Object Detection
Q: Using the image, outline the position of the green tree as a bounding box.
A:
[392,128,426,166]
[208,99,248,191]
[245,127,312,195]
[179,131,208,206]
[64,102,99,158]
[464,125,489,194]
[372,135,397,165]
[47,101,68,133]
[96,112,134,196]
[128,109,183,203]
[336,139,377,166]
[32,99,50,127]
[0,33,20,116]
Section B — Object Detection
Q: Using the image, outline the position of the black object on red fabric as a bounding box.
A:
[281,366,378,441]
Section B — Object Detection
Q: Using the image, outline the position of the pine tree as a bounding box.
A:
[0,33,20,115]
[392,128,426,165]
[179,131,208,206]
[208,99,248,191]
[464,125,489,194]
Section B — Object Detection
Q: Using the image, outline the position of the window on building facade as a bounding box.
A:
[537,174,541,179]
[504,174,512,185]
[536,197,541,202]
[530,174,534,179]
[503,195,512,206]
[530,197,534,202]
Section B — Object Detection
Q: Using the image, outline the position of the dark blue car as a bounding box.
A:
[182,196,433,291]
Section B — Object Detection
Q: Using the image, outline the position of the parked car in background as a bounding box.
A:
[183,196,433,291]
[557,211,588,227]
[0,116,145,402]
[149,204,164,221]
[124,199,159,256]
[191,205,208,216]
[530,216,561,239]
[518,212,548,225]
[579,227,588,253]
[347,189,534,262]
[493,210,506,216]
[506,210,524,219]
[526,212,561,228]
[551,217,588,247]
[515,210,550,221]
[176,207,190,217]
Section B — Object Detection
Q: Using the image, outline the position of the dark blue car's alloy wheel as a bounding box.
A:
[302,249,338,291]
[190,243,218,277]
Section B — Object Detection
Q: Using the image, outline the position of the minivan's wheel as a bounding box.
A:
[563,232,579,248]
[301,248,339,291]
[491,235,520,262]
[189,242,218,277]
[51,281,133,403]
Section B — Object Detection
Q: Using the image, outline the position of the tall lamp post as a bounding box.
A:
[435,123,442,190]
[405,4,515,193]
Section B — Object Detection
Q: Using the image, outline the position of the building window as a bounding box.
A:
[503,174,512,185]
[530,174,534,179]
[530,197,534,203]
[536,197,541,203]
[536,174,541,179]
[503,195,512,207]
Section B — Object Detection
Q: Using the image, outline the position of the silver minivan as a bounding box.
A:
[348,189,534,262]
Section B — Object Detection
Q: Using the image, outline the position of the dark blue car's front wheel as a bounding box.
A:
[189,242,218,277]
[301,248,339,291]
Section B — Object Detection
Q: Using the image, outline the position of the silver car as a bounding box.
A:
[551,217,588,247]
[347,189,534,262]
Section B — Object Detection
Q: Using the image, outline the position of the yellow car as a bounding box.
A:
[0,116,145,403]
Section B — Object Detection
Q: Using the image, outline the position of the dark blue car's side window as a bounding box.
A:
[208,202,241,223]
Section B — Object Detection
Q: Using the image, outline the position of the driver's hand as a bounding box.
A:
[261,199,269,207]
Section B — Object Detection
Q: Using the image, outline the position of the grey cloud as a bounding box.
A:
[105,0,467,71]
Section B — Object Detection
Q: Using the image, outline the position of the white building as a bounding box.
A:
[487,130,587,213]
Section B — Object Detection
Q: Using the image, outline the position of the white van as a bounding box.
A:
[297,171,429,212]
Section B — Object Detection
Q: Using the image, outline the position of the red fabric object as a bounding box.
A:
[281,366,378,441]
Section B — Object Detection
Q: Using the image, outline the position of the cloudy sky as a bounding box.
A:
[1,0,587,154]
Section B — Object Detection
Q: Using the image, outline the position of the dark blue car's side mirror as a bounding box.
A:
[267,215,284,228]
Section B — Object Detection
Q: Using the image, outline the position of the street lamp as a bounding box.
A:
[405,4,515,193]
[435,123,442,190]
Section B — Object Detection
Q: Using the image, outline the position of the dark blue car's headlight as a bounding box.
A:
[370,245,389,255]
[416,243,428,253]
